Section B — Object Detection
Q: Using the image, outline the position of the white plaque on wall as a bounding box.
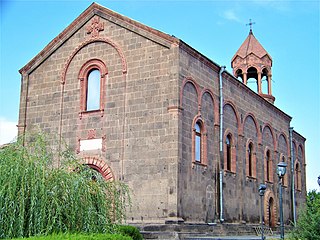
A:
[80,138,102,151]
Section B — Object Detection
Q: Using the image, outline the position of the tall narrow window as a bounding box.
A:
[195,122,201,162]
[226,134,232,171]
[78,59,107,116]
[295,162,300,190]
[248,143,253,177]
[86,69,101,111]
[266,150,270,181]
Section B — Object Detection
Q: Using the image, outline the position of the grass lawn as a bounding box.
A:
[10,232,132,240]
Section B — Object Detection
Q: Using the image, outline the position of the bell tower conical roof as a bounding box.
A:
[231,30,275,104]
[231,30,272,63]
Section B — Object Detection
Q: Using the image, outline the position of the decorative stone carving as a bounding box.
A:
[86,16,104,38]
[87,129,96,139]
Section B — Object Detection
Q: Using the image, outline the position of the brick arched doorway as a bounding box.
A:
[264,190,277,227]
[83,156,114,181]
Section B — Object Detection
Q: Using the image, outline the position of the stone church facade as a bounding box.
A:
[18,3,306,227]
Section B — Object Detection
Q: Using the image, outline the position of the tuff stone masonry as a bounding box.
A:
[18,2,306,230]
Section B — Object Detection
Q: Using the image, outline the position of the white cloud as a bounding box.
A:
[223,9,241,22]
[0,118,17,145]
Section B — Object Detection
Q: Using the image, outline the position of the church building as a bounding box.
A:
[18,3,306,232]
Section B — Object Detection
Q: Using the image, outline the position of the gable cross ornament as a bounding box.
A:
[246,19,256,33]
[86,16,104,38]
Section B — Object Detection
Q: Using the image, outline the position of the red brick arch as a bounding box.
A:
[83,156,114,181]
[241,112,262,144]
[262,123,277,151]
[180,76,200,110]
[264,189,277,227]
[223,101,241,135]
[61,37,127,84]
[278,132,290,157]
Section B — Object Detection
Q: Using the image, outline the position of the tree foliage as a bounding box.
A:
[290,190,320,240]
[0,133,130,239]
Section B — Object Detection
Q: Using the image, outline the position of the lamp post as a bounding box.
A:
[259,184,267,240]
[318,175,320,188]
[277,162,287,240]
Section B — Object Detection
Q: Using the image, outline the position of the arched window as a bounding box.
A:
[226,134,232,171]
[295,162,301,191]
[78,59,107,117]
[195,122,202,162]
[86,69,101,111]
[248,143,253,177]
[192,119,207,165]
[266,150,271,181]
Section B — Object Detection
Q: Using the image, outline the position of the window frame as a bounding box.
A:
[248,143,253,177]
[295,161,301,191]
[246,140,256,178]
[86,68,101,111]
[223,131,236,173]
[192,117,207,166]
[265,148,273,183]
[78,59,108,118]
[195,122,202,162]
[226,134,232,171]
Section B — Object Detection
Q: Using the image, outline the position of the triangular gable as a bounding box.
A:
[19,2,178,74]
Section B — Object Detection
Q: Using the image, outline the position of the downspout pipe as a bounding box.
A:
[219,66,226,223]
[289,127,296,226]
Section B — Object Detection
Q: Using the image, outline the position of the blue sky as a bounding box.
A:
[0,0,319,190]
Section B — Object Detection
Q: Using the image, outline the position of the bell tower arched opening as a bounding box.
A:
[235,69,244,82]
[231,30,275,104]
[246,66,259,93]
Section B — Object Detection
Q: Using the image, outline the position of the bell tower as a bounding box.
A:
[231,23,275,103]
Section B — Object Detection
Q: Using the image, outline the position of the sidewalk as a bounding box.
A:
[184,235,284,240]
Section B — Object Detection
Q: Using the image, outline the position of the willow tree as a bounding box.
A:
[0,133,130,239]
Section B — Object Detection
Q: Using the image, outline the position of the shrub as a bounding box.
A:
[117,225,143,240]
[289,190,320,240]
[0,133,130,239]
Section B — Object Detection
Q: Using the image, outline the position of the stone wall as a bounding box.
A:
[18,10,181,223]
[178,42,306,225]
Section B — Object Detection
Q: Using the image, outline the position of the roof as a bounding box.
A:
[19,2,179,74]
[231,30,272,62]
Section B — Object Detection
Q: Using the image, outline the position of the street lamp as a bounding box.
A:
[318,175,320,188]
[277,162,287,240]
[259,184,267,240]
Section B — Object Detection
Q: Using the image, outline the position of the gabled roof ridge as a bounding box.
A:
[19,2,179,74]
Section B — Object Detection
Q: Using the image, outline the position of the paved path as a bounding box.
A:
[185,235,283,240]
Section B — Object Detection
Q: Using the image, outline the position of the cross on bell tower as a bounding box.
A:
[246,19,256,33]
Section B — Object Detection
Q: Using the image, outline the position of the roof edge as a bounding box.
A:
[293,129,306,142]
[19,2,178,75]
[223,70,292,122]
[179,40,221,72]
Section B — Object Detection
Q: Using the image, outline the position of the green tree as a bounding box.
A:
[0,133,130,239]
[290,190,320,240]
